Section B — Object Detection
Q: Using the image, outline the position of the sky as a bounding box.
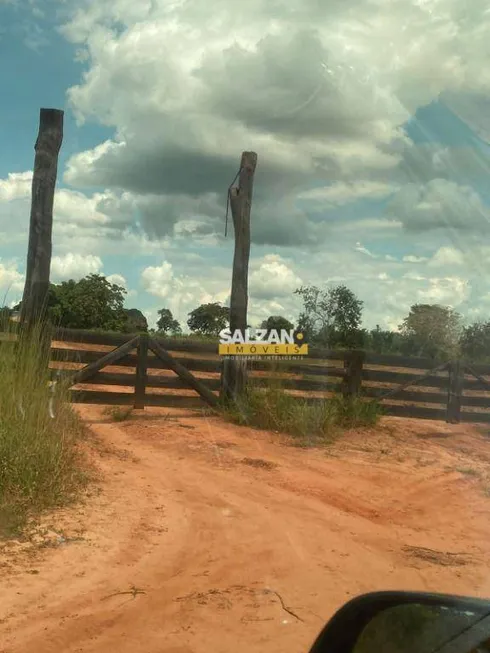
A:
[1,0,490,332]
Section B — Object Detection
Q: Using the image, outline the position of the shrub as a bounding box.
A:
[220,368,381,445]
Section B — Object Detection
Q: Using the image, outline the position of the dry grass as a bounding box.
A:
[103,406,133,422]
[220,371,382,446]
[0,318,89,538]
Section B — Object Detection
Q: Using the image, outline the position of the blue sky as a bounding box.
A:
[0,3,107,177]
[1,0,490,331]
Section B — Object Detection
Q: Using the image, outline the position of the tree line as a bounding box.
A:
[2,273,489,361]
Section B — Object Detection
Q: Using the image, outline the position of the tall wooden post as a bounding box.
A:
[20,108,64,331]
[221,151,258,402]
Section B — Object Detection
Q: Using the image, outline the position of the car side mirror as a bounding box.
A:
[308,591,490,653]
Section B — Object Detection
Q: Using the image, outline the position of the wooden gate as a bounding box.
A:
[49,330,220,412]
[359,355,490,424]
[5,324,489,423]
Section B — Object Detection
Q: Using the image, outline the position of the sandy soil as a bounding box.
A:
[1,409,490,653]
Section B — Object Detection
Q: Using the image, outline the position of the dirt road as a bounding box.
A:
[1,407,490,653]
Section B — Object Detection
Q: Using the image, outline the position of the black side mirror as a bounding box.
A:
[308,591,490,653]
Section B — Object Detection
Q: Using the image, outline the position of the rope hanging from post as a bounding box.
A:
[224,166,242,237]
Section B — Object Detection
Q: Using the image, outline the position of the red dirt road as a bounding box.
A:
[1,408,490,653]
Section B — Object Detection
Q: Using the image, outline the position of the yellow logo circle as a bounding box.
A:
[296,332,304,340]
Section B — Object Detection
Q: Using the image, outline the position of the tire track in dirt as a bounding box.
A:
[2,408,490,653]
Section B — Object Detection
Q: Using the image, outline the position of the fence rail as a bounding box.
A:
[3,328,490,423]
[46,326,484,371]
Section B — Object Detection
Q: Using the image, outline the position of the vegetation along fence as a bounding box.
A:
[3,327,490,424]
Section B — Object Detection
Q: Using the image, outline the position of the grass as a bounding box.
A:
[455,466,480,478]
[103,406,133,422]
[220,368,382,446]
[0,316,89,538]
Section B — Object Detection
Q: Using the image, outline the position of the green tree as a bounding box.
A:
[460,321,490,361]
[260,315,294,335]
[156,308,182,335]
[368,325,399,354]
[294,284,363,348]
[296,311,315,343]
[187,302,229,337]
[123,308,148,333]
[46,273,127,331]
[399,304,462,360]
[0,306,10,328]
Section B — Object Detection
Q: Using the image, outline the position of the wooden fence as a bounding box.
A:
[3,327,490,423]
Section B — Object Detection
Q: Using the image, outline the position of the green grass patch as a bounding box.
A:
[220,370,382,446]
[0,317,89,538]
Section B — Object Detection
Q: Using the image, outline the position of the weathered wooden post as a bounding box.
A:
[341,350,365,398]
[220,151,258,403]
[20,108,64,331]
[134,334,148,409]
[446,359,463,424]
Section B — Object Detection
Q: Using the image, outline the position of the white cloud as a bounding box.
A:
[0,169,185,259]
[0,260,24,303]
[106,274,138,300]
[248,298,299,327]
[386,178,490,232]
[403,271,427,281]
[50,253,103,281]
[403,255,429,263]
[0,169,126,247]
[53,188,112,227]
[338,218,402,234]
[4,0,490,332]
[141,262,174,299]
[298,181,397,206]
[354,243,377,258]
[55,0,490,247]
[416,277,470,306]
[0,171,32,201]
[141,261,230,328]
[249,255,303,300]
[106,273,127,288]
[428,246,465,267]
